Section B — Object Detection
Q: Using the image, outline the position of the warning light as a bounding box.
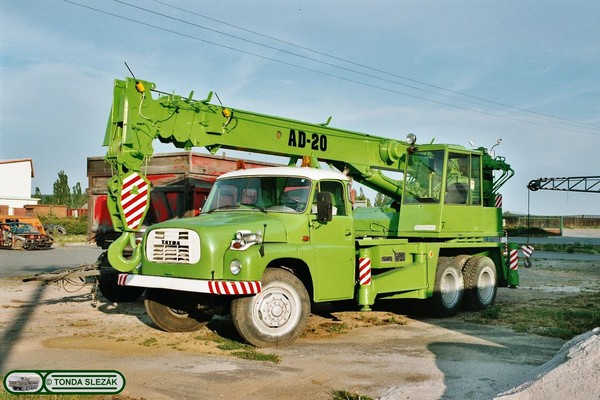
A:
[135,81,145,93]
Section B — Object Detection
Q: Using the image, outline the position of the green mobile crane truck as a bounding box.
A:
[105,77,517,347]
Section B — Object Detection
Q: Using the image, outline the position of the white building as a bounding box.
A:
[0,159,39,215]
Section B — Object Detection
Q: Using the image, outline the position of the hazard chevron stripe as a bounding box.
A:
[120,172,149,230]
[117,273,262,295]
[358,257,371,285]
[509,249,519,270]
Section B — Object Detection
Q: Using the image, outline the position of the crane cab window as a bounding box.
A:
[403,150,444,204]
[404,150,482,206]
[445,153,481,205]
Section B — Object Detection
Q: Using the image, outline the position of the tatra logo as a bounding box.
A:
[162,240,180,246]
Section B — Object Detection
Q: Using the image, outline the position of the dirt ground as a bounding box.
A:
[1,254,598,399]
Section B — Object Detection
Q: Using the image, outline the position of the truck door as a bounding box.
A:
[309,180,355,301]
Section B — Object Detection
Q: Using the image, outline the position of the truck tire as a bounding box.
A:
[428,257,463,317]
[97,252,144,302]
[453,254,471,270]
[145,288,213,332]
[231,268,310,347]
[462,256,497,311]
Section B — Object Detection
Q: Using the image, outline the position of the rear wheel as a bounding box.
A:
[231,268,310,347]
[454,254,471,270]
[462,256,497,310]
[428,257,464,317]
[145,288,213,332]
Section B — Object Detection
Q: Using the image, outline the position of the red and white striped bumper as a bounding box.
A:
[117,273,261,295]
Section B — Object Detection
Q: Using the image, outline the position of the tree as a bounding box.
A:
[71,182,87,208]
[355,187,372,207]
[374,192,392,207]
[52,171,71,206]
[34,187,54,204]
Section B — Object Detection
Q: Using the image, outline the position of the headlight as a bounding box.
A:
[229,259,242,275]
[230,229,262,251]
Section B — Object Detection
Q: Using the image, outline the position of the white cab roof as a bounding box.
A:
[217,166,349,181]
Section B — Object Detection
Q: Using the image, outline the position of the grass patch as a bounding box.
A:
[216,340,248,351]
[212,338,280,363]
[530,243,600,254]
[139,337,158,347]
[230,350,280,363]
[463,292,600,339]
[321,322,350,334]
[479,305,502,320]
[52,234,88,246]
[356,313,408,326]
[331,389,374,400]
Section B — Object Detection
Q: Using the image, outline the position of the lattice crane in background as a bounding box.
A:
[527,176,600,193]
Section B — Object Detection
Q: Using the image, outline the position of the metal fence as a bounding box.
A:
[504,215,600,229]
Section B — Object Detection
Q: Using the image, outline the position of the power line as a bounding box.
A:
[125,0,600,134]
[149,0,600,133]
[63,0,599,136]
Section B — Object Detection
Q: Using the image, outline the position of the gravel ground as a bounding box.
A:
[495,327,600,400]
[1,240,598,399]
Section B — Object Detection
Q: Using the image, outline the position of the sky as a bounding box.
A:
[1,0,599,216]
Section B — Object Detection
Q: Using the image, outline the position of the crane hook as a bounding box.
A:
[107,231,142,272]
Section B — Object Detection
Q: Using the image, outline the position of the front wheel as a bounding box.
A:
[462,256,497,310]
[98,272,145,302]
[145,288,213,332]
[97,252,144,302]
[231,268,310,347]
[428,257,464,317]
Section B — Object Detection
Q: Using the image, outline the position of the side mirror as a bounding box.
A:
[316,192,333,222]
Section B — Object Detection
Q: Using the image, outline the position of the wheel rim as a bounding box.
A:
[168,307,188,317]
[477,266,496,304]
[252,283,299,335]
[440,270,461,307]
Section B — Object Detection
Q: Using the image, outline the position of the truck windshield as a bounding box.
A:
[203,176,312,214]
[10,223,40,234]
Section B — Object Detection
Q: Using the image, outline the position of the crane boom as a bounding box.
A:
[527,176,600,193]
[104,78,411,198]
[104,77,512,233]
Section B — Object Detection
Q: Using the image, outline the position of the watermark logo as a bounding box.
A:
[4,370,125,395]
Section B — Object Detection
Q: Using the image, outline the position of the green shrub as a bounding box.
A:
[39,214,88,235]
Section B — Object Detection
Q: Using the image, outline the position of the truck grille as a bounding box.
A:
[146,229,200,264]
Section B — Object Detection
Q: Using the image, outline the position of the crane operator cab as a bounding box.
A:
[398,147,497,237]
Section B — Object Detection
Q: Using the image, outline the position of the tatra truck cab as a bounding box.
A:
[106,77,518,347]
